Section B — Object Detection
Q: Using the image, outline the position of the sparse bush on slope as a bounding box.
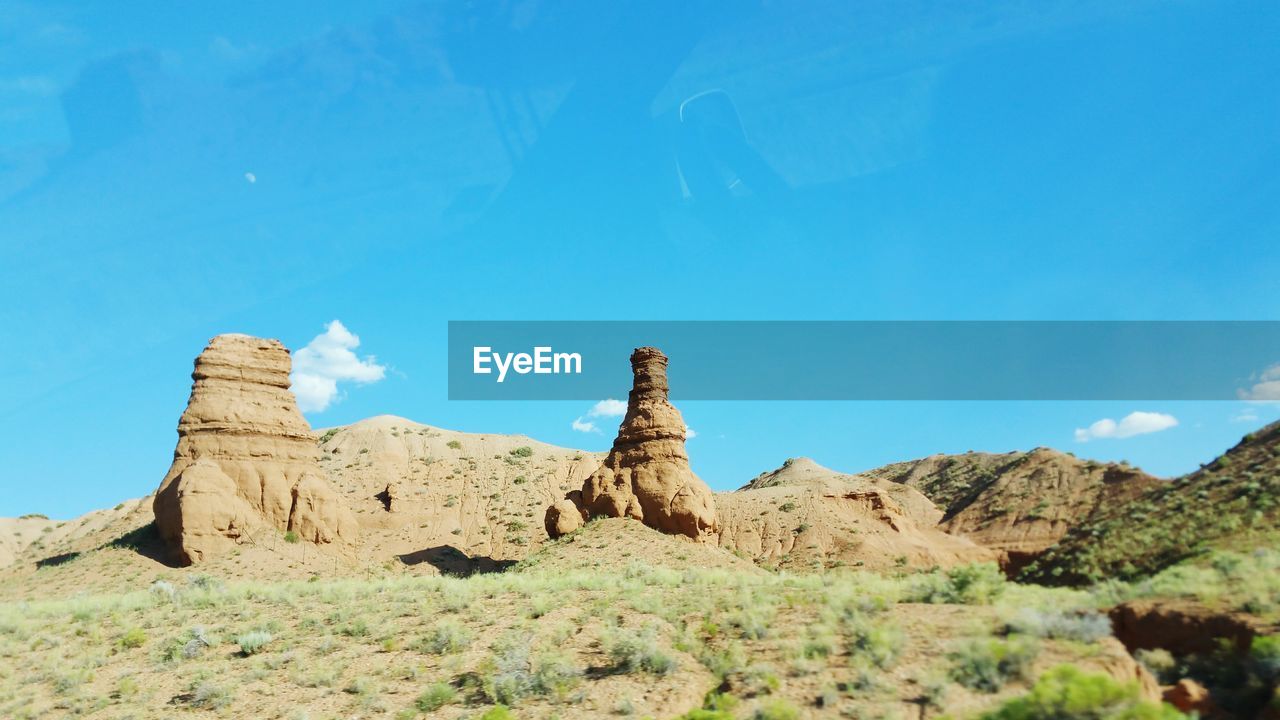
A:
[949,636,1040,692]
[1025,421,1280,585]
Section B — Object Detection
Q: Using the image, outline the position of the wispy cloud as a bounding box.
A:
[1238,363,1280,402]
[571,398,628,433]
[1232,408,1260,424]
[290,320,386,413]
[1074,411,1178,442]
[685,425,697,439]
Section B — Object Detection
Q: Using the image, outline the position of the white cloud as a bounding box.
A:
[1074,411,1178,442]
[244,172,256,184]
[1238,363,1280,402]
[685,426,697,439]
[572,398,628,434]
[290,320,386,412]
[588,399,627,417]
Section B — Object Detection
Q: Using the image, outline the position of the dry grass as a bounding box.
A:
[0,558,1171,719]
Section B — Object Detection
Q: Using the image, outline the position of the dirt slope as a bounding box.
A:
[1024,419,1280,584]
[863,448,1161,571]
[516,517,760,575]
[317,415,604,568]
[717,457,996,571]
[0,416,605,598]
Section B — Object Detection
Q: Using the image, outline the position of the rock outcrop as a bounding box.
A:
[546,347,718,541]
[719,457,997,570]
[152,334,358,565]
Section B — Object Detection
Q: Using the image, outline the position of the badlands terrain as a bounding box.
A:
[1,335,1278,719]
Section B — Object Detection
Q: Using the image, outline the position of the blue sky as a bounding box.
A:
[2,1,1278,518]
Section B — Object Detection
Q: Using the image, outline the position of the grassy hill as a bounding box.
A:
[1022,420,1280,585]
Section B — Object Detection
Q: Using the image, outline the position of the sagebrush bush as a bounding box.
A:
[844,614,903,669]
[417,619,472,654]
[477,635,580,705]
[607,627,678,675]
[949,636,1039,692]
[907,563,1007,605]
[1004,608,1112,643]
[414,682,456,711]
[189,680,233,709]
[235,630,273,656]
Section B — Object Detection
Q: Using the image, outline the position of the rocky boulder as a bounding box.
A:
[546,347,718,541]
[152,334,358,565]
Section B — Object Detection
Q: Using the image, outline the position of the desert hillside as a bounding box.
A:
[863,449,1161,572]
[1024,419,1280,585]
[317,415,604,569]
[718,457,995,571]
[5,413,1280,718]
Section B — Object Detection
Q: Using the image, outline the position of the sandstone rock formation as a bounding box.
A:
[546,347,718,541]
[152,334,358,565]
[718,457,997,570]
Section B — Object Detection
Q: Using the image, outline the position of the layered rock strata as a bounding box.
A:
[152,334,358,565]
[546,347,718,541]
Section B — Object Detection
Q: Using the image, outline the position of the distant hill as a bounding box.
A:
[1023,420,1280,585]
[719,457,996,571]
[862,449,1161,573]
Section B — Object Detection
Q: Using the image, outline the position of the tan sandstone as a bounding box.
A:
[152,334,358,565]
[548,347,718,541]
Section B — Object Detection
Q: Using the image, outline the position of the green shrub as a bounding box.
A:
[676,694,738,720]
[753,698,801,720]
[510,446,534,458]
[1134,648,1178,684]
[1252,635,1280,683]
[977,664,1186,719]
[532,651,581,698]
[118,627,147,649]
[414,682,456,711]
[950,636,1039,692]
[283,530,299,544]
[447,440,462,450]
[478,707,515,720]
[844,615,903,669]
[236,630,273,656]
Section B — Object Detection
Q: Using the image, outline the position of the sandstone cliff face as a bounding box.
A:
[152,334,358,565]
[548,347,719,541]
[719,458,997,570]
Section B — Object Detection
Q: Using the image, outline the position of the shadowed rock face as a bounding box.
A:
[548,347,718,541]
[152,334,358,565]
